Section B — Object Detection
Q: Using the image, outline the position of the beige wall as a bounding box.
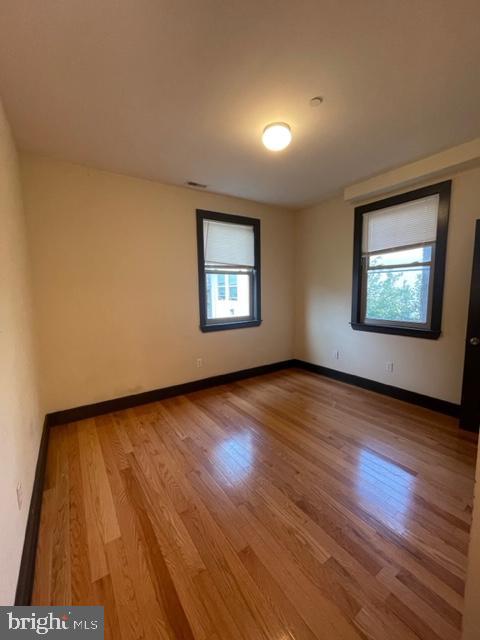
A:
[295,166,480,403]
[21,155,295,413]
[20,153,479,411]
[0,103,42,603]
[463,449,480,640]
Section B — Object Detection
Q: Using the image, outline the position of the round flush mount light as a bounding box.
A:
[262,122,292,151]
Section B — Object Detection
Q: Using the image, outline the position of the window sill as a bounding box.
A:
[200,319,262,333]
[350,322,441,340]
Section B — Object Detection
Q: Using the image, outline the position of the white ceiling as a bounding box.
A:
[1,0,479,208]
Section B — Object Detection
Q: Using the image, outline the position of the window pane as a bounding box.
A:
[368,245,432,268]
[365,266,431,324]
[206,273,251,320]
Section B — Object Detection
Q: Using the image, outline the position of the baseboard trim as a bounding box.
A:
[47,358,461,425]
[48,360,297,426]
[293,359,460,417]
[14,417,50,605]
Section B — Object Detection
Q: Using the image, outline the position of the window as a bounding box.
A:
[196,210,261,331]
[351,181,451,339]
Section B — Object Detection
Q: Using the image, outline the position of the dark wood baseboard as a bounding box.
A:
[293,359,460,418]
[458,414,479,433]
[14,417,50,605]
[48,358,462,426]
[47,360,297,426]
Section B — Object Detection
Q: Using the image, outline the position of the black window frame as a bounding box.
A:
[196,209,261,332]
[351,180,451,340]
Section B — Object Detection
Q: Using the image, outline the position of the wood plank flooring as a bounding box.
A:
[32,368,478,640]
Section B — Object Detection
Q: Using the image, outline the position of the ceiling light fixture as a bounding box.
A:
[262,122,292,152]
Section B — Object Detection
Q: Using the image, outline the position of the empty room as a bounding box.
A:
[1,1,480,639]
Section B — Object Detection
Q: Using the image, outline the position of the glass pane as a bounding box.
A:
[365,266,431,324]
[368,245,432,268]
[206,273,251,320]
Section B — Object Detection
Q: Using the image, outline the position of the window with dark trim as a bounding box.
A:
[196,209,261,332]
[351,180,451,339]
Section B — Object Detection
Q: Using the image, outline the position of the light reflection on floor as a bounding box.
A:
[355,449,416,534]
[213,431,254,484]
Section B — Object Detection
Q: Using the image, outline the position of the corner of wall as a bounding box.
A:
[0,96,44,604]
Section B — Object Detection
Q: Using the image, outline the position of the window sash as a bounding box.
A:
[364,240,434,264]
[365,242,433,271]
[205,265,253,272]
[360,242,436,329]
[204,269,255,324]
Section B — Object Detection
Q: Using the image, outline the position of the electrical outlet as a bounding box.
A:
[196,358,203,368]
[386,361,394,373]
[333,349,340,360]
[16,483,23,511]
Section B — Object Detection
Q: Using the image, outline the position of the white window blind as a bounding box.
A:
[362,194,439,254]
[204,220,255,267]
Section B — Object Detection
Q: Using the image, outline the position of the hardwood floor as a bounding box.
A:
[32,368,478,640]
